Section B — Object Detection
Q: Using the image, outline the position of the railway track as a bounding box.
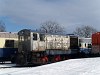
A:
[0,63,16,69]
[0,63,41,69]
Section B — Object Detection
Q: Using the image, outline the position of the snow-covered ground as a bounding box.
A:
[0,57,100,75]
[0,63,16,68]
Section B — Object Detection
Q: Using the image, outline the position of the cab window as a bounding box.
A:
[85,43,86,47]
[88,44,91,48]
[33,33,37,40]
[40,34,45,41]
[5,40,14,48]
[79,43,81,47]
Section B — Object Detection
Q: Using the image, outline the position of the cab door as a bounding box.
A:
[32,33,39,51]
[38,34,45,51]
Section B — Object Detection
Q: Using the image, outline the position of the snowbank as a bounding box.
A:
[0,57,100,75]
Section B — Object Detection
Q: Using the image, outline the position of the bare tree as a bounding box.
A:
[73,25,97,38]
[39,21,64,34]
[0,20,6,32]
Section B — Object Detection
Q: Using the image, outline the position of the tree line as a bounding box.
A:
[38,21,97,38]
[0,20,97,38]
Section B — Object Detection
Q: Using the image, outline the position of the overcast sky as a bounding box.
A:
[0,0,100,33]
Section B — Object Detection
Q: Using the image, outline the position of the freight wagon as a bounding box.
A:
[92,32,100,54]
[16,29,79,65]
[0,32,18,63]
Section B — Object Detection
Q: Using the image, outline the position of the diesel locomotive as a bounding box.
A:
[16,29,79,65]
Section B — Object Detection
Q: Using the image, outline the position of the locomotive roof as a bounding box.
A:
[18,29,77,37]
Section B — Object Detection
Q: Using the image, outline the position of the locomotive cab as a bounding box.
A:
[17,29,45,65]
[17,29,31,65]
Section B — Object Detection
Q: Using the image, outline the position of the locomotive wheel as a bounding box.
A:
[49,55,61,63]
[41,56,48,64]
[54,55,61,62]
[11,56,16,63]
[16,53,27,65]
